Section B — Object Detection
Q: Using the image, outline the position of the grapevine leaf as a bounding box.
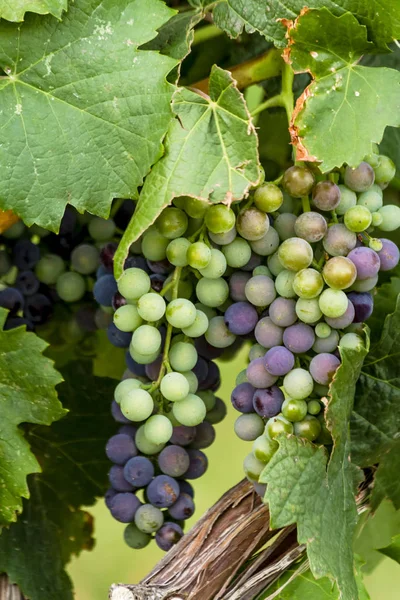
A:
[377,533,400,564]
[0,308,64,527]
[371,442,400,511]
[285,9,400,172]
[0,362,116,600]
[0,0,178,231]
[0,0,67,22]
[142,9,201,61]
[262,342,368,599]
[381,127,400,176]
[113,66,260,278]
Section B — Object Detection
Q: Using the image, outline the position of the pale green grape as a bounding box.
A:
[208,227,237,245]
[114,378,141,404]
[357,184,383,212]
[344,206,372,232]
[205,316,236,348]
[339,332,364,350]
[137,293,166,322]
[275,270,297,298]
[283,368,313,400]
[187,242,211,269]
[336,185,357,216]
[114,304,143,332]
[194,302,217,320]
[182,370,198,393]
[89,217,116,241]
[156,207,188,239]
[118,268,151,301]
[196,277,229,308]
[243,453,265,481]
[253,265,272,277]
[131,325,162,355]
[205,205,236,234]
[198,249,227,278]
[141,229,169,261]
[222,238,252,268]
[56,272,86,302]
[166,238,190,266]
[161,372,190,401]
[166,298,197,328]
[35,254,65,284]
[172,394,206,426]
[136,425,165,455]
[293,268,324,299]
[318,289,348,318]
[130,347,160,365]
[315,322,331,338]
[295,298,322,324]
[267,251,285,277]
[120,388,154,421]
[278,238,313,271]
[144,415,173,444]
[252,436,278,463]
[377,205,400,231]
[250,227,280,256]
[169,342,198,371]
[265,415,294,438]
[182,310,209,337]
[254,183,283,212]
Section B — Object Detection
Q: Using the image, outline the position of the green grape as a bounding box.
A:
[141,229,169,261]
[169,342,198,371]
[275,270,297,298]
[315,322,331,338]
[245,274,276,307]
[184,197,209,219]
[282,165,315,197]
[313,383,329,398]
[222,238,252,268]
[131,324,162,355]
[278,238,313,272]
[114,378,141,404]
[249,343,266,361]
[208,227,237,245]
[182,370,198,393]
[194,302,217,320]
[114,304,143,332]
[205,398,227,424]
[196,277,229,308]
[236,369,249,385]
[205,204,235,234]
[124,523,151,549]
[307,400,322,415]
[322,256,357,290]
[371,212,383,227]
[118,267,151,301]
[318,289,348,318]
[137,293,166,322]
[156,208,188,240]
[237,207,269,241]
[315,414,333,445]
[293,268,324,299]
[172,393,206,426]
[120,388,154,421]
[374,155,396,189]
[252,266,271,278]
[295,298,322,324]
[135,425,165,455]
[235,414,264,441]
[250,227,280,256]
[278,192,295,213]
[357,184,383,212]
[275,213,297,241]
[252,436,278,463]
[351,274,378,291]
[243,453,265,481]
[294,415,321,441]
[254,183,283,212]
[267,251,285,277]
[35,254,65,285]
[187,241,211,269]
[129,238,142,254]
[166,298,196,328]
[182,309,209,337]
[344,205,372,232]
[339,332,364,351]
[88,217,116,241]
[166,238,190,266]
[283,368,313,400]
[336,185,357,216]
[2,221,25,239]
[265,415,294,439]
[377,205,400,231]
[56,272,86,302]
[160,372,190,401]
[205,316,236,348]
[186,217,203,237]
[282,398,308,422]
[198,249,227,278]
[144,415,173,444]
[163,276,193,302]
[135,504,164,534]
[129,346,159,364]
[198,390,216,412]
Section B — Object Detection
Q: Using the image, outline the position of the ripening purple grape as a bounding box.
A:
[254,317,284,348]
[231,382,256,413]
[105,488,117,509]
[268,297,297,327]
[310,353,341,385]
[312,181,341,211]
[168,492,195,521]
[16,270,40,297]
[106,433,138,465]
[283,323,315,353]
[247,357,278,388]
[158,445,190,477]
[224,301,259,335]
[124,255,150,273]
[170,425,197,446]
[100,242,118,269]
[147,258,173,275]
[242,252,263,271]
[199,360,220,390]
[93,274,118,307]
[123,456,154,487]
[155,522,184,551]
[193,357,209,384]
[150,273,167,293]
[0,288,25,314]
[253,386,284,418]
[145,355,163,380]
[111,400,131,424]
[347,292,374,322]
[325,300,355,329]
[264,346,295,376]
[24,293,53,325]
[190,422,216,449]
[108,465,134,492]
[184,449,208,479]
[179,480,194,498]
[147,475,180,508]
[109,492,141,523]
[229,271,252,302]
[107,323,132,348]
[347,247,380,280]
[378,239,400,271]
[195,336,224,360]
[118,424,137,437]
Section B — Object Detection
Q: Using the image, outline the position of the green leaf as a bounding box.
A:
[286,9,400,171]
[0,0,67,21]
[0,0,178,231]
[114,66,260,278]
[142,9,201,61]
[261,342,368,599]
[371,442,400,511]
[0,308,64,527]
[377,533,400,564]
[0,362,116,600]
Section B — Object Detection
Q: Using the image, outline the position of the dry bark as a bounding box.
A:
[0,576,25,600]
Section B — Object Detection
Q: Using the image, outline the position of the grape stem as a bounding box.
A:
[192,23,224,46]
[251,62,294,124]
[301,196,311,213]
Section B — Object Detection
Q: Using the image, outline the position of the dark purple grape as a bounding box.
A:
[254,317,283,349]
[247,357,278,389]
[178,480,194,498]
[108,465,134,492]
[106,433,137,465]
[193,357,209,384]
[312,181,341,211]
[253,386,284,418]
[109,492,141,522]
[264,346,295,376]
[97,264,112,278]
[205,397,227,424]
[344,162,375,192]
[124,456,154,487]
[150,273,167,293]
[125,352,147,377]
[107,323,132,348]
[155,522,183,551]
[158,446,190,477]
[111,400,131,424]
[283,323,315,353]
[347,247,380,280]
[93,274,118,307]
[24,293,53,325]
[145,355,163,380]
[231,382,256,413]
[100,242,118,269]
[325,301,355,329]
[195,336,224,360]
[170,425,196,446]
[147,475,180,508]
[0,287,24,314]
[124,254,150,273]
[15,271,40,296]
[268,298,297,327]
[199,360,220,391]
[242,252,263,272]
[310,353,341,385]
[13,240,40,270]
[190,422,216,449]
[347,292,374,322]
[118,424,137,437]
[4,316,34,331]
[224,302,258,335]
[112,291,127,310]
[147,258,173,275]
[168,493,195,520]
[75,306,98,332]
[378,239,400,271]
[105,487,117,509]
[184,449,208,479]
[114,199,135,230]
[229,271,252,302]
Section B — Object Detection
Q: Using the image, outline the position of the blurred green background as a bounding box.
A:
[68,351,400,599]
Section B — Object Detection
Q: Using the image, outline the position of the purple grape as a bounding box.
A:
[347,292,373,322]
[109,492,141,522]
[231,382,256,413]
[254,317,284,348]
[190,422,216,449]
[229,271,251,301]
[344,162,375,192]
[112,292,127,310]
[158,446,190,477]
[24,293,53,325]
[0,287,24,314]
[107,323,132,348]
[105,487,117,509]
[378,239,400,271]
[108,465,134,492]
[178,480,194,498]
[147,258,173,275]
[124,456,154,487]
[124,255,150,272]
[150,273,167,292]
[199,360,220,391]
[125,352,147,377]
[170,425,196,446]
[312,181,341,211]
[97,264,113,278]
[15,271,40,296]
[193,357,209,384]
[347,247,380,280]
[205,397,227,424]
[246,358,278,388]
[145,355,163,380]
[93,274,118,306]
[13,240,41,270]
[100,242,118,269]
[195,336,224,360]
[4,316,34,331]
[111,400,131,424]
[155,522,184,551]
[224,302,258,335]
[268,298,297,327]
[118,424,137,437]
[168,493,195,520]
[242,252,262,271]
[106,433,138,465]
[264,346,295,376]
[253,386,284,418]
[184,449,208,479]
[310,353,341,385]
[283,323,315,353]
[147,475,180,507]
[325,301,355,329]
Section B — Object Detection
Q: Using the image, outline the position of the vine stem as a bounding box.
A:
[301,196,311,212]
[192,23,224,46]
[251,61,294,123]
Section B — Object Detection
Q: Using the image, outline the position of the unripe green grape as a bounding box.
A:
[208,227,237,245]
[283,368,313,400]
[120,388,154,421]
[377,205,400,231]
[135,425,165,455]
[315,322,331,339]
[374,155,396,189]
[88,217,116,242]
[307,400,322,415]
[182,310,209,337]
[371,212,383,227]
[2,221,25,239]
[275,213,297,241]
[198,390,216,411]
[344,205,372,232]
[357,184,383,212]
[267,251,285,277]
[250,227,279,256]
[294,415,321,441]
[278,192,295,213]
[253,265,272,277]
[252,436,279,463]
[130,347,160,365]
[275,270,297,298]
[198,249,227,279]
[293,268,324,299]
[166,238,190,266]
[295,298,322,324]
[282,398,308,422]
[236,369,248,385]
[205,205,235,234]
[237,207,269,241]
[318,289,348,318]
[131,324,161,355]
[166,298,196,328]
[160,372,190,401]
[172,394,206,426]
[339,332,364,351]
[364,145,380,168]
[205,397,227,424]
[163,276,193,302]
[282,165,315,197]
[235,414,264,441]
[118,267,150,301]
[194,302,217,320]
[124,524,151,549]
[249,343,266,361]
[144,415,173,444]
[313,383,329,398]
[137,293,166,322]
[254,183,283,212]
[56,272,86,302]
[185,197,209,219]
[243,453,265,481]
[265,415,294,439]
[222,238,252,268]
[205,316,236,348]
[322,256,357,290]
[35,254,65,285]
[156,207,188,239]
[336,185,357,216]
[351,274,378,292]
[141,229,169,261]
[182,370,198,393]
[187,242,211,269]
[114,378,141,404]
[169,342,198,372]
[196,277,229,308]
[278,238,313,272]
[186,217,204,237]
[114,304,143,332]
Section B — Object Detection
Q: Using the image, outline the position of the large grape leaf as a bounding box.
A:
[142,9,201,61]
[0,0,178,232]
[113,66,260,278]
[371,442,400,511]
[0,0,67,22]
[0,308,64,527]
[261,341,368,600]
[284,9,400,172]
[0,362,116,600]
